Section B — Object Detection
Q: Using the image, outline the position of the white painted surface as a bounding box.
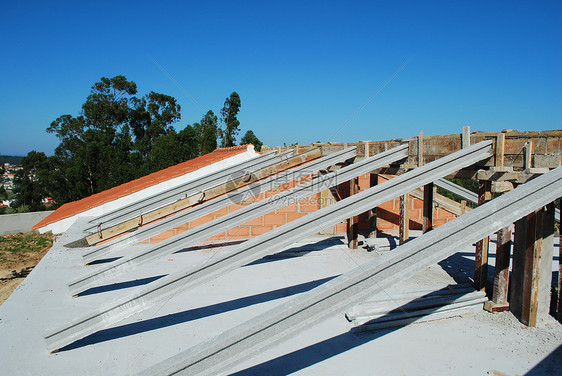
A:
[0,210,54,235]
[36,146,258,234]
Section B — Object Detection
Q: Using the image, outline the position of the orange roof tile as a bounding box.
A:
[33,145,253,230]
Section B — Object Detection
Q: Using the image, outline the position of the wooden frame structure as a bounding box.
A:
[266,128,562,325]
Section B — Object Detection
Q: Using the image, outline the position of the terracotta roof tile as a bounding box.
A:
[33,145,254,230]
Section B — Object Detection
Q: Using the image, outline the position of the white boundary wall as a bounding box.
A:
[0,211,54,235]
[36,145,258,234]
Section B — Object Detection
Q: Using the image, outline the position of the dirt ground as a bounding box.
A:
[0,232,53,305]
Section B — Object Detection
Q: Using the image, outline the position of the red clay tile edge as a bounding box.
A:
[33,145,254,230]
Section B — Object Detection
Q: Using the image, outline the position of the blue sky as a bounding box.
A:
[1,1,560,156]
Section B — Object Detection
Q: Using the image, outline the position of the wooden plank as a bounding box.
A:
[485,226,512,313]
[474,180,492,291]
[521,209,543,327]
[418,131,424,166]
[524,141,533,170]
[423,183,434,233]
[558,198,562,321]
[460,200,467,215]
[492,181,514,193]
[399,194,409,245]
[496,133,506,167]
[462,126,471,148]
[368,173,378,238]
[347,177,359,249]
[85,148,322,245]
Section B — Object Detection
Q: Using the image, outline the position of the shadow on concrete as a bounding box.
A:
[438,252,500,287]
[59,276,337,352]
[76,275,166,297]
[87,257,122,265]
[525,343,562,376]
[231,285,474,376]
[247,237,347,266]
[173,240,246,254]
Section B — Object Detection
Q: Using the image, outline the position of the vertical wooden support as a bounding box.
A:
[524,141,533,170]
[417,130,435,234]
[417,131,424,166]
[521,209,543,327]
[511,216,528,318]
[511,204,556,326]
[558,198,562,321]
[399,194,409,245]
[484,226,512,312]
[474,180,492,291]
[496,133,505,167]
[462,126,471,148]
[460,200,467,215]
[368,173,378,239]
[423,184,433,233]
[347,177,359,249]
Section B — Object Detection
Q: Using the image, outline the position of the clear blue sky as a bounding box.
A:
[1,1,560,156]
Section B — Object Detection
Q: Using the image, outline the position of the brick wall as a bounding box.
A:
[141,173,459,244]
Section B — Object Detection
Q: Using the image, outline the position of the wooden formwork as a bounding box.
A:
[265,128,562,325]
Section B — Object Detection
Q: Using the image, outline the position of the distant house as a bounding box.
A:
[42,197,55,207]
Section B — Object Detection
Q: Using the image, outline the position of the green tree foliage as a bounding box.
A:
[0,156,24,165]
[240,130,263,151]
[220,92,241,147]
[11,78,239,211]
[13,151,49,211]
[195,111,219,155]
[43,75,182,203]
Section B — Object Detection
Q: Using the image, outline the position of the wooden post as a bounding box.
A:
[423,184,433,233]
[558,198,562,321]
[521,209,543,327]
[418,131,424,166]
[347,177,359,249]
[511,203,556,326]
[474,180,492,291]
[524,141,533,170]
[484,226,512,312]
[495,133,505,168]
[399,194,409,245]
[462,126,471,148]
[417,130,434,234]
[460,200,467,215]
[368,173,378,239]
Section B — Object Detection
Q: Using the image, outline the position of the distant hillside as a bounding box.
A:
[0,155,24,165]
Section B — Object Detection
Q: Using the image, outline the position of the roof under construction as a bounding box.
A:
[1,128,561,375]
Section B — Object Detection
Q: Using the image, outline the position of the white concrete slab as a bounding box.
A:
[1,222,561,375]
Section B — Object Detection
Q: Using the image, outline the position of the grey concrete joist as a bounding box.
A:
[44,140,492,352]
[83,149,295,233]
[69,145,409,294]
[434,178,478,204]
[139,165,562,376]
[437,177,560,222]
[81,147,359,263]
